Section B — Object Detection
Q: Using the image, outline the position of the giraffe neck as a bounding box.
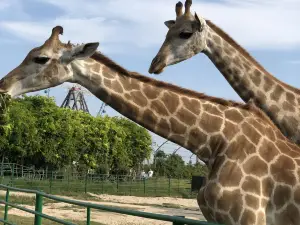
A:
[202,21,300,144]
[71,53,266,167]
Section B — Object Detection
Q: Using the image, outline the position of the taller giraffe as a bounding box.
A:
[2,26,300,225]
[148,0,300,145]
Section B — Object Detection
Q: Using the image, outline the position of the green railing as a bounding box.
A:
[0,184,221,225]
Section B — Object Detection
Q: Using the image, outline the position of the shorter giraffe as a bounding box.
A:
[2,26,300,225]
[148,0,300,146]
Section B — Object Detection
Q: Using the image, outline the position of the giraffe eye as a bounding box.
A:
[179,32,193,39]
[33,57,50,64]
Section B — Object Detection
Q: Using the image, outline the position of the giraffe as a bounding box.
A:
[148,0,300,146]
[2,25,300,225]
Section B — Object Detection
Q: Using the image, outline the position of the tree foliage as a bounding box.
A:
[0,95,152,173]
[147,151,208,179]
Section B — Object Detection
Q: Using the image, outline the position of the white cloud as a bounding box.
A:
[1,0,300,53]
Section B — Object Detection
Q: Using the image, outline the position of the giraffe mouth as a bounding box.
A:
[148,61,166,74]
[152,66,165,75]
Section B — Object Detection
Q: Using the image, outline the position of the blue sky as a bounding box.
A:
[0,0,300,163]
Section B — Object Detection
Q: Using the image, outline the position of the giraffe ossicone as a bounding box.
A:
[149,0,300,146]
[2,26,300,225]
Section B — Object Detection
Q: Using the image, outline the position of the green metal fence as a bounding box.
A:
[0,169,198,198]
[0,184,221,225]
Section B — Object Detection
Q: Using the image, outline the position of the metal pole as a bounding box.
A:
[85,171,88,194]
[86,207,91,225]
[34,194,43,225]
[153,140,169,169]
[49,171,53,193]
[4,188,9,224]
[173,216,185,225]
[116,175,119,193]
[143,178,146,196]
[168,178,171,197]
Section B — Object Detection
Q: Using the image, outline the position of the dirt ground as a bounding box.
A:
[0,191,206,225]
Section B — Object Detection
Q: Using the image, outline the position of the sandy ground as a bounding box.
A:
[0,191,205,225]
[0,191,206,225]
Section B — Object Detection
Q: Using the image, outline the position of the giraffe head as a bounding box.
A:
[0,26,99,97]
[149,0,208,74]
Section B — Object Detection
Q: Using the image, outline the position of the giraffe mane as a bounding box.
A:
[90,51,279,129]
[206,20,300,94]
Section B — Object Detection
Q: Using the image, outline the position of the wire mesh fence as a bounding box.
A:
[0,164,198,199]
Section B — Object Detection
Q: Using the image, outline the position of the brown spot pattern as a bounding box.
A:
[170,118,187,135]
[263,76,274,92]
[245,194,259,209]
[243,156,268,176]
[161,92,179,114]
[240,209,256,225]
[250,69,262,86]
[219,161,242,187]
[258,139,280,162]
[187,128,207,150]
[143,85,159,99]
[270,85,284,101]
[222,120,239,141]
[270,155,296,185]
[293,186,300,205]
[102,66,115,79]
[282,102,295,112]
[150,100,169,116]
[176,107,197,126]
[156,118,170,134]
[130,91,147,107]
[242,176,261,194]
[202,104,223,117]
[92,63,101,73]
[286,92,295,103]
[111,80,123,94]
[229,190,244,222]
[241,122,262,145]
[274,185,291,210]
[225,109,244,123]
[262,177,274,197]
[181,97,201,115]
[199,112,223,133]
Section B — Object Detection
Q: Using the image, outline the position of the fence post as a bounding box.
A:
[34,193,43,225]
[86,207,91,225]
[116,175,119,193]
[168,178,171,196]
[4,188,10,223]
[49,171,53,193]
[155,177,157,196]
[143,178,146,196]
[101,175,104,194]
[130,178,132,196]
[10,164,14,186]
[173,216,185,225]
[67,173,70,193]
[85,171,88,194]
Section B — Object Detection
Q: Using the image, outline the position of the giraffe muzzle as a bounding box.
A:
[148,56,166,75]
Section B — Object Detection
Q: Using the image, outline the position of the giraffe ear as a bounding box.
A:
[61,42,99,64]
[164,20,176,29]
[194,13,204,32]
[71,42,99,59]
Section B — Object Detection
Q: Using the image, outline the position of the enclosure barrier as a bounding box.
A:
[0,184,221,225]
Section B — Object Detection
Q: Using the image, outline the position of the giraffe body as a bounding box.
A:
[148,0,300,145]
[2,26,300,225]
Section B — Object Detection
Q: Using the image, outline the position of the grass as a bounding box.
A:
[0,176,197,199]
